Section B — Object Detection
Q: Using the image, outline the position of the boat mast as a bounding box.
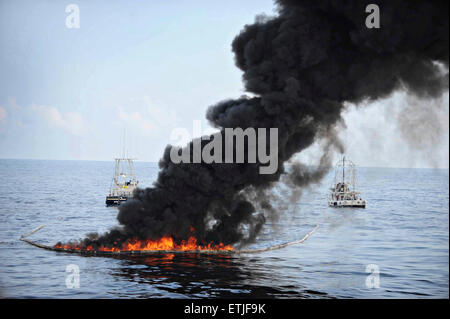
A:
[122,128,126,159]
[342,156,345,183]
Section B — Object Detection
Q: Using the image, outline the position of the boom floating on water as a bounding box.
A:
[20,225,319,255]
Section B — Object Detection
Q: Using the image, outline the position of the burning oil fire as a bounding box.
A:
[54,234,234,252]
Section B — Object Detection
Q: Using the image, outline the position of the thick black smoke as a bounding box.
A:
[80,0,448,249]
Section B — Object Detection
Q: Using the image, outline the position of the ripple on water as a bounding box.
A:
[0,161,448,298]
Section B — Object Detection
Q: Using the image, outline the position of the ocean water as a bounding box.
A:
[0,159,448,298]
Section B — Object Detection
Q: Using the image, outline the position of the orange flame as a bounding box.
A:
[54,235,234,252]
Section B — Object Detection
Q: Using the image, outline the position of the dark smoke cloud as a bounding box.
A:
[78,0,448,249]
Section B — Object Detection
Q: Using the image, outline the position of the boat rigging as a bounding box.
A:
[328,156,366,208]
[105,157,139,206]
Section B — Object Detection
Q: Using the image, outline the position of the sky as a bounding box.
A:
[0,0,448,168]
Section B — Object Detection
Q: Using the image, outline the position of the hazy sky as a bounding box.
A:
[0,0,448,168]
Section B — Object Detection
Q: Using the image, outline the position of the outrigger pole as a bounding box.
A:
[20,225,319,255]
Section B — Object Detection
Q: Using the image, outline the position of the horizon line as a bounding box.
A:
[0,157,448,170]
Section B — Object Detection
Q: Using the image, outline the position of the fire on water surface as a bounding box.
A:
[54,235,234,252]
[21,224,319,255]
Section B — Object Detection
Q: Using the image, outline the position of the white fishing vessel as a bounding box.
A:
[328,156,366,208]
[105,158,139,206]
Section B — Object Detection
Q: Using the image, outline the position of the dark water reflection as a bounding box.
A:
[108,253,328,298]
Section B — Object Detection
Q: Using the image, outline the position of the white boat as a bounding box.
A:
[105,158,139,206]
[328,156,366,208]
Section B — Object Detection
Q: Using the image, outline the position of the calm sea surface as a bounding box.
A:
[0,159,448,298]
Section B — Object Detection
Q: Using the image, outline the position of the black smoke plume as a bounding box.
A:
[78,0,448,249]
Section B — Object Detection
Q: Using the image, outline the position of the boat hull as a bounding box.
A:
[328,200,366,208]
[105,195,128,206]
